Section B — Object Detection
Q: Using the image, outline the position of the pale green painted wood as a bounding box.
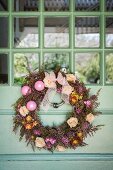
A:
[0,161,113,170]
[0,86,113,112]
[0,115,113,154]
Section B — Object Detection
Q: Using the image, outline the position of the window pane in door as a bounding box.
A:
[106,0,113,11]
[75,17,100,48]
[75,0,100,11]
[14,17,39,48]
[44,17,69,48]
[106,17,113,47]
[0,54,8,84]
[45,0,69,11]
[106,53,113,84]
[0,0,8,11]
[75,53,100,84]
[44,53,69,71]
[0,17,8,48]
[14,53,39,85]
[14,0,39,11]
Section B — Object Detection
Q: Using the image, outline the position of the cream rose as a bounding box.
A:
[56,145,66,152]
[62,85,74,96]
[19,106,29,117]
[35,137,46,148]
[67,117,78,128]
[66,74,76,82]
[86,113,95,123]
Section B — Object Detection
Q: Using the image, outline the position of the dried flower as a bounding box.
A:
[19,106,29,117]
[67,117,78,128]
[56,145,66,152]
[66,74,76,82]
[86,113,95,123]
[35,137,46,148]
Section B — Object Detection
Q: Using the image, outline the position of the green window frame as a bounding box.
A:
[0,0,113,86]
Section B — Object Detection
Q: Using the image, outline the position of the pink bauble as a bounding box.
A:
[34,81,45,91]
[26,101,37,111]
[21,86,31,96]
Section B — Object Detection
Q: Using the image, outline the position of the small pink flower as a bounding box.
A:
[84,100,92,108]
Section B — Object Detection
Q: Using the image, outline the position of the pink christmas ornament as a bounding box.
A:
[34,81,45,91]
[26,101,37,111]
[21,86,31,96]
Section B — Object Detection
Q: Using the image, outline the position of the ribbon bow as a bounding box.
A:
[43,72,74,96]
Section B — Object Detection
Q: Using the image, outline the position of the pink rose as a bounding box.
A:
[19,106,29,117]
[56,145,66,152]
[35,137,46,148]
[67,117,78,128]
[66,74,76,82]
[86,113,95,123]
[62,85,74,96]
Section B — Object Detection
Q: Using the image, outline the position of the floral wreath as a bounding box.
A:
[13,69,102,152]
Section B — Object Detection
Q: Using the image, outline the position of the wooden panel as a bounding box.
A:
[0,115,113,154]
[0,161,113,170]
[0,86,113,112]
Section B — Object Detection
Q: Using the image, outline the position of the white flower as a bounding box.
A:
[67,117,78,128]
[35,137,46,148]
[56,145,66,152]
[86,113,95,123]
[19,106,29,117]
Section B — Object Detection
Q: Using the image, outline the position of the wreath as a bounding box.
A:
[13,68,102,152]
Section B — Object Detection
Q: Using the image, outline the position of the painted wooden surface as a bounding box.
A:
[0,87,113,169]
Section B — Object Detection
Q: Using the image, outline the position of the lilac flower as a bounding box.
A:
[84,100,92,108]
[62,136,69,144]
[45,137,56,145]
[76,108,82,114]
[33,129,41,136]
[82,122,90,130]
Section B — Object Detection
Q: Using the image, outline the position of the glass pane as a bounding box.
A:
[0,0,8,11]
[0,54,8,84]
[14,0,39,11]
[44,53,69,71]
[75,0,100,11]
[14,53,39,85]
[14,17,39,48]
[0,17,8,48]
[75,53,100,84]
[106,17,113,48]
[106,53,113,84]
[44,17,69,48]
[106,0,113,11]
[45,0,69,11]
[75,17,100,48]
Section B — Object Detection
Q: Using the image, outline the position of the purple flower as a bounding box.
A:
[76,108,82,114]
[45,137,56,145]
[62,136,69,144]
[84,100,92,108]
[33,129,41,136]
[82,122,90,130]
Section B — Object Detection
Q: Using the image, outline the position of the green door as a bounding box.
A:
[0,0,113,170]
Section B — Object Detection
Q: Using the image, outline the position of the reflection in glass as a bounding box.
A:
[14,0,39,11]
[44,53,69,71]
[106,53,113,84]
[45,17,69,48]
[0,17,8,48]
[75,0,99,11]
[45,0,69,11]
[0,54,8,84]
[75,53,100,84]
[75,17,100,48]
[106,0,113,11]
[106,17,113,47]
[14,53,39,85]
[14,17,39,48]
[0,0,8,11]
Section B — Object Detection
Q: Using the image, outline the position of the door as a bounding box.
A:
[0,0,113,170]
